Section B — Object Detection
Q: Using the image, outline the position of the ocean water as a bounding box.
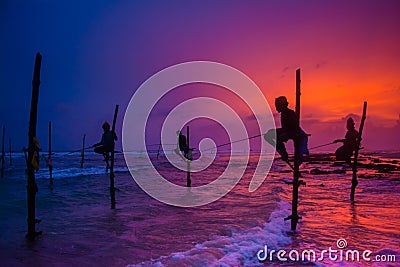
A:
[0,151,399,266]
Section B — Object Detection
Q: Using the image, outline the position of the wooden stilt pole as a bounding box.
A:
[1,125,4,177]
[186,126,191,187]
[80,134,86,168]
[284,69,302,231]
[295,69,301,119]
[48,121,53,185]
[291,68,301,231]
[9,138,12,166]
[26,53,42,240]
[110,105,119,208]
[156,142,161,160]
[350,101,367,201]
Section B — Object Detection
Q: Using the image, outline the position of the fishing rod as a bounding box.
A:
[152,143,182,159]
[62,145,94,156]
[308,141,336,150]
[200,133,263,153]
[147,143,176,147]
[164,133,264,160]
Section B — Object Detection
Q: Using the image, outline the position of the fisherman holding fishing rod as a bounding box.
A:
[193,96,309,170]
[264,96,309,165]
[93,122,117,171]
[334,117,359,163]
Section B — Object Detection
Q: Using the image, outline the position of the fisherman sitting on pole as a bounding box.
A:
[93,122,117,168]
[175,130,190,160]
[334,117,359,163]
[264,96,309,164]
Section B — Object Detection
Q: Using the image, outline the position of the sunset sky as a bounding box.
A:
[0,0,399,151]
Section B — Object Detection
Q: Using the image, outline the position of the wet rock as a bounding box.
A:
[310,168,331,175]
[332,169,346,174]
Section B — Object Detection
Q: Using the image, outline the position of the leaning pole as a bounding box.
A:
[291,68,302,231]
[350,102,367,201]
[110,104,119,208]
[26,53,42,240]
[284,69,303,231]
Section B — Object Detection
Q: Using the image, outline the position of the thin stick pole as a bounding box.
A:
[201,133,262,153]
[350,102,367,201]
[309,142,334,150]
[9,138,12,166]
[156,142,161,160]
[110,104,119,208]
[26,53,42,240]
[291,68,301,231]
[186,125,191,187]
[80,134,86,168]
[48,121,53,185]
[1,125,4,177]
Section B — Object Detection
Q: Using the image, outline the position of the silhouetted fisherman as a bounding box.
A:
[176,130,189,159]
[334,117,359,163]
[93,122,117,167]
[264,96,309,164]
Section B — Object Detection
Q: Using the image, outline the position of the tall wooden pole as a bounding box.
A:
[186,125,191,187]
[295,69,301,119]
[26,53,42,240]
[110,105,119,208]
[48,121,53,185]
[9,138,12,166]
[80,134,86,168]
[291,68,301,231]
[284,69,302,231]
[1,125,4,177]
[350,102,367,201]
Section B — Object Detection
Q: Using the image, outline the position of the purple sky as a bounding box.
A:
[1,0,399,151]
